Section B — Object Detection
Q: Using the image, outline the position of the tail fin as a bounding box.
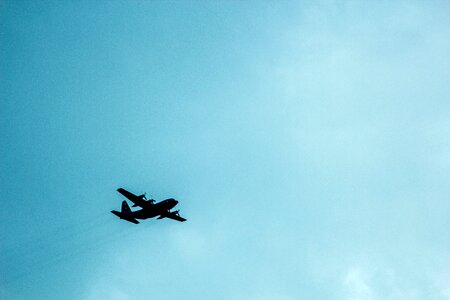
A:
[121,200,131,214]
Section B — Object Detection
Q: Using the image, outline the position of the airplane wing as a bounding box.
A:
[117,188,139,201]
[160,211,187,222]
[117,188,147,208]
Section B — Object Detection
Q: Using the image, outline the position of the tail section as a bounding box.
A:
[121,200,131,214]
[111,200,139,224]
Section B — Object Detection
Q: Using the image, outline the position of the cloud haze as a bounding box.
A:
[1,1,449,299]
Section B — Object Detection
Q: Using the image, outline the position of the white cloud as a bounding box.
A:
[441,288,450,300]
[84,284,132,300]
[344,267,375,300]
[169,227,208,260]
[230,290,297,300]
[434,268,450,300]
[341,264,450,300]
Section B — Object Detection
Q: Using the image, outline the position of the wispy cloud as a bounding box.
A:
[344,267,375,300]
[342,263,450,300]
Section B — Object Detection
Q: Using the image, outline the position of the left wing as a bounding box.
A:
[158,210,187,222]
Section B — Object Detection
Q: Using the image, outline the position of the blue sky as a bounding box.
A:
[1,1,449,299]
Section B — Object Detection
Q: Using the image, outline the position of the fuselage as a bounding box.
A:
[131,198,178,220]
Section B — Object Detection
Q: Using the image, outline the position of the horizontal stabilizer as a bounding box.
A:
[111,210,139,224]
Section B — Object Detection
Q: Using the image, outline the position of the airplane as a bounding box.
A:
[111,188,186,224]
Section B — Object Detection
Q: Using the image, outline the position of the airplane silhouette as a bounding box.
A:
[111,188,186,224]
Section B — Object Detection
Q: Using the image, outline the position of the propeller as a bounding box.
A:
[141,193,156,204]
[146,193,155,204]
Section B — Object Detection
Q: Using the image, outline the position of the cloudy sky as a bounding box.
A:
[1,1,449,299]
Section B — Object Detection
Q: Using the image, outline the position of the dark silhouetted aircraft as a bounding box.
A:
[111,188,186,224]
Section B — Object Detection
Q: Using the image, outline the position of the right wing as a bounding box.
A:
[117,188,147,208]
